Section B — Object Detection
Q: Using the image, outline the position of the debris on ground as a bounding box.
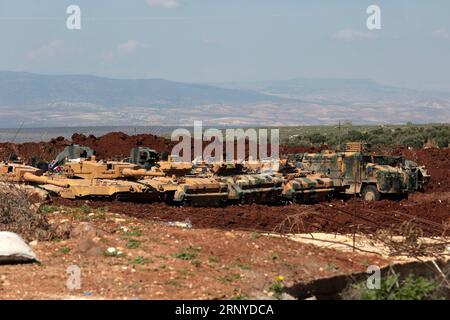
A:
[0,183,56,241]
[163,219,193,229]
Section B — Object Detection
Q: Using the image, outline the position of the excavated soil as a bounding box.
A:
[0,131,326,162]
[0,210,388,299]
[55,191,449,237]
[392,147,450,193]
[0,132,173,162]
[71,132,174,159]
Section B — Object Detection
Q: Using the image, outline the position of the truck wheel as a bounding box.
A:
[361,185,380,201]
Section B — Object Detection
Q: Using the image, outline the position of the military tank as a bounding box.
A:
[0,162,155,201]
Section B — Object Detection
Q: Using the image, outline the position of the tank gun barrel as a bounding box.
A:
[23,172,70,188]
[122,168,166,178]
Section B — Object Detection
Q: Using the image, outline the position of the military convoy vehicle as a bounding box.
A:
[299,142,430,201]
[0,142,430,205]
[156,155,193,176]
[0,162,155,201]
[0,162,42,182]
[61,157,164,180]
[225,174,284,204]
[281,172,343,203]
[173,177,229,206]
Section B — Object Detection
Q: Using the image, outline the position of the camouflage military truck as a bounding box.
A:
[299,142,430,201]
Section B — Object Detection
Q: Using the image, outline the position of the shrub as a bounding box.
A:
[0,183,56,241]
[348,274,441,300]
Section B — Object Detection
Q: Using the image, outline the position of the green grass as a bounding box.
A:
[236,263,250,270]
[173,246,201,261]
[96,207,108,219]
[130,256,151,265]
[250,232,262,240]
[126,239,141,249]
[349,274,441,300]
[58,246,70,254]
[166,279,182,288]
[40,205,59,214]
[217,273,241,283]
[232,293,249,300]
[327,263,339,272]
[79,204,92,214]
[178,268,194,277]
[269,278,284,300]
[208,256,219,264]
[125,228,143,237]
[173,251,197,261]
[103,249,119,257]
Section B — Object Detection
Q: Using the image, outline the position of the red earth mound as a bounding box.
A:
[392,147,450,193]
[0,132,173,162]
[71,132,174,159]
[0,137,69,163]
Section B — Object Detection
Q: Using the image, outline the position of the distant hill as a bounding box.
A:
[0,71,448,127]
[0,71,282,107]
[215,78,450,105]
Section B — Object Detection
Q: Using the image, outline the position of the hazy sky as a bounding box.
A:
[1,0,449,90]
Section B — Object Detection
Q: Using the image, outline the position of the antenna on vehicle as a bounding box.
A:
[7,121,24,162]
